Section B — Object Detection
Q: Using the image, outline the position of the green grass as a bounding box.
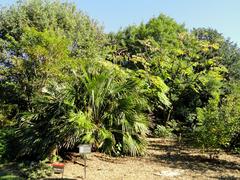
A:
[0,174,23,180]
[0,163,23,180]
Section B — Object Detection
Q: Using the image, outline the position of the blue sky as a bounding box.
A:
[1,0,240,45]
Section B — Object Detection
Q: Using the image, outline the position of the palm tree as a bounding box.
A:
[72,62,149,156]
[16,61,149,159]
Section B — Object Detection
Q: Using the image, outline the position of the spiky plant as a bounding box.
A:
[75,63,149,156]
[16,62,149,159]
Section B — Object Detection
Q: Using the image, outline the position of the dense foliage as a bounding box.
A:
[0,0,239,168]
[108,16,240,152]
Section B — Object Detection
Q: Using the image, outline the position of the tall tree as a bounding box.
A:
[0,1,150,158]
[0,0,106,123]
[109,15,225,130]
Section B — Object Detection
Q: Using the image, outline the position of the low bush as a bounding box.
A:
[154,125,172,138]
[0,130,7,161]
[18,160,53,180]
[0,128,15,162]
[154,120,179,138]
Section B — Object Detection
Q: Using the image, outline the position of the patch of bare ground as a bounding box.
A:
[47,138,240,180]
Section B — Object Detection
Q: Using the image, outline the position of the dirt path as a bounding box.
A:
[48,138,240,180]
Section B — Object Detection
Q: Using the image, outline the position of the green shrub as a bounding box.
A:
[18,160,53,180]
[0,128,15,161]
[0,174,23,180]
[154,125,173,138]
[193,89,240,152]
[0,130,7,161]
[154,120,179,138]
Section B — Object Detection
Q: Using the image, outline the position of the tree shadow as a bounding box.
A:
[149,143,180,151]
[210,175,239,180]
[152,153,240,171]
[0,163,78,180]
[149,143,240,173]
[44,178,77,180]
[93,154,126,164]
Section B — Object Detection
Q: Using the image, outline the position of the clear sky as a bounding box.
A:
[1,0,240,45]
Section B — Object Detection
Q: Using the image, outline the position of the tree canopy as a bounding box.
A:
[0,0,240,163]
